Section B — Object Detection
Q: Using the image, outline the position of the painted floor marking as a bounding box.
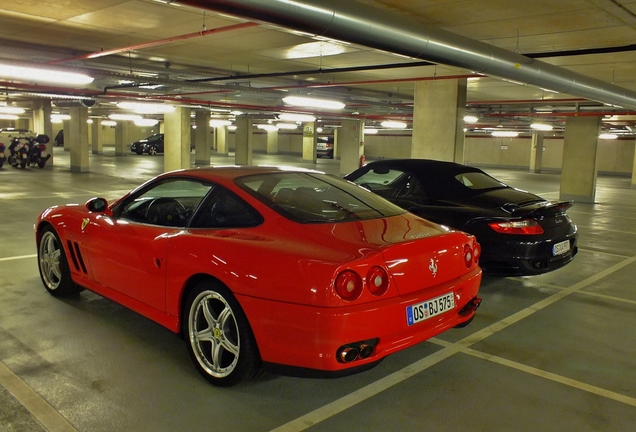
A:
[0,361,79,432]
[269,254,636,432]
[0,254,37,262]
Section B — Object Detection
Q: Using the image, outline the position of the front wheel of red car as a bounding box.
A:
[37,226,82,296]
[184,282,261,387]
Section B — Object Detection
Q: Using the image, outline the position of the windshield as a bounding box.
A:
[236,172,406,223]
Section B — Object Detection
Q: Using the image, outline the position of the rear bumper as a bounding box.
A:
[238,267,482,372]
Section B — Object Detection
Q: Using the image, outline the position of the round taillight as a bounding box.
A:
[366,266,389,296]
[463,244,473,268]
[473,243,481,263]
[335,270,363,301]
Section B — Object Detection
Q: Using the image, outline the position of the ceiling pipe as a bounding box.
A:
[48,22,258,64]
[177,0,636,110]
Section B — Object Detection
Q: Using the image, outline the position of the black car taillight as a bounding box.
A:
[488,219,544,235]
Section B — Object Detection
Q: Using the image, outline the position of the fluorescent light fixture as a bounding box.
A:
[116,101,175,114]
[316,127,323,133]
[278,113,316,122]
[109,114,142,121]
[0,106,25,114]
[381,121,407,129]
[282,96,345,110]
[599,133,618,139]
[531,123,553,131]
[51,114,71,121]
[227,125,237,131]
[464,115,478,123]
[257,124,279,132]
[50,118,63,124]
[135,119,159,127]
[87,119,93,124]
[209,119,232,127]
[102,120,117,126]
[0,114,18,120]
[275,123,297,129]
[0,63,94,85]
[491,131,519,137]
[285,41,346,59]
[364,128,378,134]
[230,110,244,116]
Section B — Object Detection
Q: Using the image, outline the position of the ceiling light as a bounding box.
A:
[0,107,25,114]
[282,96,345,110]
[109,114,142,121]
[101,120,117,126]
[491,131,519,137]
[257,124,279,132]
[364,128,378,134]
[116,102,175,114]
[51,114,71,121]
[0,114,19,120]
[0,63,94,85]
[316,127,323,133]
[531,123,553,131]
[464,115,478,123]
[134,119,159,127]
[278,113,316,122]
[599,133,618,139]
[209,119,232,127]
[285,41,347,59]
[230,110,244,116]
[276,123,297,129]
[87,119,93,124]
[380,121,407,129]
[228,125,237,131]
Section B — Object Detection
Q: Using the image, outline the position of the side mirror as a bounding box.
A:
[86,197,112,215]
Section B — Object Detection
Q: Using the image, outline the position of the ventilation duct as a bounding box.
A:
[179,0,636,110]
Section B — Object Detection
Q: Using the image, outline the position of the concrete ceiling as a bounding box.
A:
[2,0,636,135]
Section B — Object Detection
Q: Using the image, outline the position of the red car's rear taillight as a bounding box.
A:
[366,266,389,296]
[488,219,544,235]
[335,270,363,301]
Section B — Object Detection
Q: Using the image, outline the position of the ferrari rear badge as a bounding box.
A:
[429,258,438,278]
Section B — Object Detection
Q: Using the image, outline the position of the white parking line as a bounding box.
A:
[0,254,36,262]
[269,254,636,432]
[0,361,79,432]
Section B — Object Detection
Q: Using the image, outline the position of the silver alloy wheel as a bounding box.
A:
[188,291,240,379]
[39,231,63,290]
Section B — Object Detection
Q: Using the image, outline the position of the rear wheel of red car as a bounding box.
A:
[37,226,82,296]
[184,282,261,387]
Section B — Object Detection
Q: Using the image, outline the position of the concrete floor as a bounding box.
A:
[1,148,635,432]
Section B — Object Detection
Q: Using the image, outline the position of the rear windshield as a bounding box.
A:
[236,172,406,223]
[454,172,506,190]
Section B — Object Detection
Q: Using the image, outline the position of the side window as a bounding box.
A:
[190,188,263,229]
[396,175,428,205]
[350,168,407,199]
[118,179,212,227]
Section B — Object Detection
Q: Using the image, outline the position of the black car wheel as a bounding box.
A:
[184,281,261,387]
[149,146,157,156]
[37,226,82,296]
[135,146,143,155]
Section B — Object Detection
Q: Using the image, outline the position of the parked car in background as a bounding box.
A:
[317,137,334,158]
[131,133,163,155]
[35,166,482,386]
[345,159,578,276]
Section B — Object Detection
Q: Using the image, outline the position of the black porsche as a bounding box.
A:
[344,159,578,276]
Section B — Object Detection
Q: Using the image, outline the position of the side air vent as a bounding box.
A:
[66,240,88,274]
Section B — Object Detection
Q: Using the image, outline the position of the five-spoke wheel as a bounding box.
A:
[37,226,81,296]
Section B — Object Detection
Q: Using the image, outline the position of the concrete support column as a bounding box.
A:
[235,116,253,165]
[164,106,192,172]
[302,122,317,162]
[114,122,132,156]
[17,118,30,131]
[216,126,228,155]
[632,142,636,189]
[91,120,103,154]
[267,128,279,154]
[412,78,467,162]
[68,107,89,173]
[530,132,544,173]
[334,129,340,159]
[339,119,365,176]
[32,100,53,164]
[559,116,601,203]
[194,110,211,165]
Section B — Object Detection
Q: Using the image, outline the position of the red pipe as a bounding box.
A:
[48,22,258,64]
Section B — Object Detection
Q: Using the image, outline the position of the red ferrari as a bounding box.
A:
[36,166,482,386]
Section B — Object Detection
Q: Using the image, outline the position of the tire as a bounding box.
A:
[0,158,4,169]
[149,146,157,156]
[184,281,261,387]
[37,226,83,296]
[135,146,143,155]
[37,159,46,169]
[19,157,27,169]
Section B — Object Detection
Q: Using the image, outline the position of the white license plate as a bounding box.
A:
[406,292,455,326]
[552,240,570,256]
